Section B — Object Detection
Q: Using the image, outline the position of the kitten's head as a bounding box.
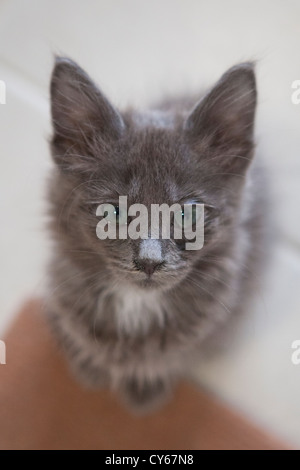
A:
[49,57,256,291]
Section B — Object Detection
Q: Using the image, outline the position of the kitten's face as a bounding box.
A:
[76,127,216,291]
[50,58,256,292]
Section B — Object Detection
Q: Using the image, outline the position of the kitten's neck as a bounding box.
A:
[110,284,165,335]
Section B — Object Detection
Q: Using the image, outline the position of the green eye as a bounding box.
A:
[174,205,198,227]
[174,208,185,227]
[114,205,127,225]
[100,204,114,223]
[100,204,127,225]
[184,205,197,226]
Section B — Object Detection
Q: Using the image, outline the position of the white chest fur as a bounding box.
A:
[114,286,164,334]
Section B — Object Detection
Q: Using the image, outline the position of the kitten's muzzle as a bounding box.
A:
[133,258,165,277]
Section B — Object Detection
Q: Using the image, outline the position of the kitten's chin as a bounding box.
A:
[136,278,159,290]
[132,273,184,292]
[117,267,190,292]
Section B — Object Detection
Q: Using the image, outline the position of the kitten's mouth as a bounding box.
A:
[136,278,157,289]
[133,270,183,291]
[126,262,189,291]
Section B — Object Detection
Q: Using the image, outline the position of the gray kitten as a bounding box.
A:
[46,57,266,412]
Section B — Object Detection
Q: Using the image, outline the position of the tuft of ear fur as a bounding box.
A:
[50,57,124,170]
[185,63,257,175]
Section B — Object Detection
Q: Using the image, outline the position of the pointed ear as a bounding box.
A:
[184,63,257,174]
[50,57,124,168]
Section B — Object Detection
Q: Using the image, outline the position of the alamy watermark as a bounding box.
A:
[291,80,300,104]
[0,80,6,104]
[96,197,205,250]
[291,340,300,365]
[0,340,6,365]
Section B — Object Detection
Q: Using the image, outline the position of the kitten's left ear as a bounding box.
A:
[50,57,124,154]
[184,63,257,174]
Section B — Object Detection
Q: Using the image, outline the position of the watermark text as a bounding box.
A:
[96,197,205,251]
[0,340,6,365]
[291,80,300,104]
[291,340,300,365]
[0,80,6,104]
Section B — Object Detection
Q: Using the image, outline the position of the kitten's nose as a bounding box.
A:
[134,259,164,276]
[135,239,164,276]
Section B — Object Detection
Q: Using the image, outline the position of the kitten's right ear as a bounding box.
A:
[50,57,124,164]
[184,63,257,175]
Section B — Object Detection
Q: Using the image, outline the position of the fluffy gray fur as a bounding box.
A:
[45,57,266,412]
